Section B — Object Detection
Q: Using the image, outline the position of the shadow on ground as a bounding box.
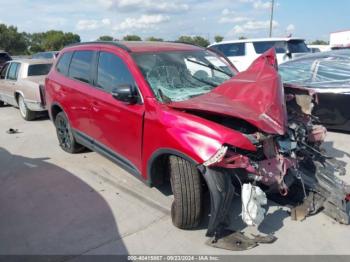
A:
[323,141,350,159]
[0,147,127,259]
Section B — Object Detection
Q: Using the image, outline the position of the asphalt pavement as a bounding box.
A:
[1,106,350,257]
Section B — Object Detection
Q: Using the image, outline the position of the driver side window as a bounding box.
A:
[96,52,135,93]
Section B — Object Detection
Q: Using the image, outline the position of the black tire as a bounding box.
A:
[169,155,202,229]
[18,95,36,121]
[0,100,4,107]
[54,111,84,154]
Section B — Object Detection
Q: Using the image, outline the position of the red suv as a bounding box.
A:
[46,41,350,249]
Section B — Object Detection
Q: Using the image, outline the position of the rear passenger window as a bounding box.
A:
[56,52,73,76]
[96,52,135,92]
[8,63,20,80]
[211,43,245,57]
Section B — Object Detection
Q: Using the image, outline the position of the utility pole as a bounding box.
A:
[269,0,275,37]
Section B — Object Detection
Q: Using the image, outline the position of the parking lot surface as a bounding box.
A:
[1,106,350,256]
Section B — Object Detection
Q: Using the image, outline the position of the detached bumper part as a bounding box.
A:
[291,161,350,224]
[201,167,276,251]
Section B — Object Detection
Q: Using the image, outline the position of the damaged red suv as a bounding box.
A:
[45,41,350,250]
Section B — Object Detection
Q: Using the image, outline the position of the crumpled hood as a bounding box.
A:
[168,49,288,135]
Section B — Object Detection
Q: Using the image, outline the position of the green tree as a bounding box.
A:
[146,36,163,42]
[310,40,329,45]
[98,35,114,41]
[177,35,210,47]
[29,30,80,53]
[238,36,247,40]
[0,24,28,55]
[214,35,224,43]
[123,35,142,41]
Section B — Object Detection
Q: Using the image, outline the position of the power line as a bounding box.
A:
[269,0,275,37]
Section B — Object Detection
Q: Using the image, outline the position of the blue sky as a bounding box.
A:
[0,0,349,42]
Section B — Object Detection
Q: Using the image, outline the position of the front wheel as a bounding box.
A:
[169,155,203,229]
[18,95,36,121]
[54,111,84,153]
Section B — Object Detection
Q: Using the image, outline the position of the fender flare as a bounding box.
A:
[147,148,199,187]
[50,102,64,121]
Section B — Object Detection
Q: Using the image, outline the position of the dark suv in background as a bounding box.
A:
[0,51,12,70]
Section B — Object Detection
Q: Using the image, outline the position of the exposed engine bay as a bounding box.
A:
[197,85,350,251]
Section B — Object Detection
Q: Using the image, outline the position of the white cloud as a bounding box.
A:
[222,8,235,16]
[219,16,250,24]
[253,0,271,10]
[286,24,295,33]
[244,20,278,30]
[113,14,170,31]
[239,0,277,10]
[98,0,189,13]
[76,18,112,31]
[219,8,250,24]
[102,18,111,26]
[227,20,279,36]
[76,20,100,30]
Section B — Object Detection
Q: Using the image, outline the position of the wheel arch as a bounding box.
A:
[147,148,200,187]
[50,102,64,122]
[14,90,25,105]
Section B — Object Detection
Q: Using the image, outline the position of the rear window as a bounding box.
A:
[56,52,73,76]
[28,64,52,76]
[314,58,350,84]
[69,51,94,83]
[210,43,245,57]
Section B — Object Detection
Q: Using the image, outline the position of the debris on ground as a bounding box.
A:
[6,128,19,134]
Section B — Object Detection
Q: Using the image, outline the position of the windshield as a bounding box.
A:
[132,50,236,102]
[28,64,52,76]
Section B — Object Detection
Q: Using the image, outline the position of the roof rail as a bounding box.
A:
[170,41,206,49]
[66,41,132,52]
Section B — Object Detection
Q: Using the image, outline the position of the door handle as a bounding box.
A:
[91,101,101,112]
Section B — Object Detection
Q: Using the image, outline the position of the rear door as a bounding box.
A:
[89,48,145,172]
[62,49,98,139]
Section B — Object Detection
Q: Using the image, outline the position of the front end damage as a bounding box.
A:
[168,49,350,250]
[199,86,350,250]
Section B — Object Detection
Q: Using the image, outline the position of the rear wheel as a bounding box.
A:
[0,100,4,107]
[169,155,203,229]
[18,95,36,121]
[54,111,84,153]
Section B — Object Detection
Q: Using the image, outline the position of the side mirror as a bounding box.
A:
[111,84,138,104]
[285,50,292,59]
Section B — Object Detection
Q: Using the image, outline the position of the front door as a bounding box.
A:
[89,49,145,173]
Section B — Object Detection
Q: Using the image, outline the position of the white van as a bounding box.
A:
[209,38,310,71]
